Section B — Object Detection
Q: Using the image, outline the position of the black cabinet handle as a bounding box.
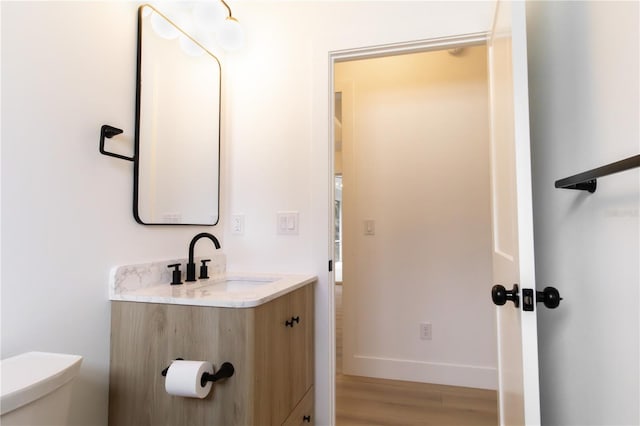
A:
[303,415,311,422]
[285,316,300,327]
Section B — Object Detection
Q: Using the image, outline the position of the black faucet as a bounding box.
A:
[186,233,221,282]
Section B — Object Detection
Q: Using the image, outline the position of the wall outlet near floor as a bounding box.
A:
[420,322,432,341]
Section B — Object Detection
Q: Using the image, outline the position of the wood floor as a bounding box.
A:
[335,285,498,425]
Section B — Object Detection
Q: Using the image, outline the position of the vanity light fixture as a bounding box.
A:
[193,0,245,51]
[199,0,245,51]
[218,16,244,51]
[215,1,245,51]
[149,8,180,40]
[149,0,245,52]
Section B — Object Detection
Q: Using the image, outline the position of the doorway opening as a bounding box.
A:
[331,41,498,424]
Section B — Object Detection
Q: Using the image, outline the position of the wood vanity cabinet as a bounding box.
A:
[108,283,314,426]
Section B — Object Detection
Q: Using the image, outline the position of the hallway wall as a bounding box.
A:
[336,46,496,389]
[527,2,639,424]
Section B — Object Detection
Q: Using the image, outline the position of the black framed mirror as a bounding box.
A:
[134,4,221,225]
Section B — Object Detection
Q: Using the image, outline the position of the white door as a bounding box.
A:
[488,1,541,425]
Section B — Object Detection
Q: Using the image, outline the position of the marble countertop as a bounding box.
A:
[110,271,316,308]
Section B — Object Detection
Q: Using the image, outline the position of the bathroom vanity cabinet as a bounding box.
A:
[108,283,314,425]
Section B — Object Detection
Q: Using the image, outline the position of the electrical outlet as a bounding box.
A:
[231,214,244,235]
[420,322,432,341]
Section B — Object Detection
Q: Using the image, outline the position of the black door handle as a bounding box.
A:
[536,286,562,309]
[491,284,519,308]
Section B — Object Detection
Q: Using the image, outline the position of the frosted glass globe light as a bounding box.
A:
[196,30,219,55]
[193,1,228,33]
[150,11,180,40]
[218,17,244,51]
[173,10,195,35]
[179,35,204,57]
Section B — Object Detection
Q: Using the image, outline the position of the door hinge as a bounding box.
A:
[329,260,333,272]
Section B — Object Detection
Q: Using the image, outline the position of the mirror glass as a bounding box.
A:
[135,5,221,225]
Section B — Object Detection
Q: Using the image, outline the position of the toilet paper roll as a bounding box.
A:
[164,360,213,398]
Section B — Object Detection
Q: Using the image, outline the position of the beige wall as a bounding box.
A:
[336,46,496,389]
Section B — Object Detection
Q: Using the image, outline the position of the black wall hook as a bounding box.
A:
[99,124,134,161]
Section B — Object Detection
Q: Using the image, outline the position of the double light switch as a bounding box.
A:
[277,211,299,235]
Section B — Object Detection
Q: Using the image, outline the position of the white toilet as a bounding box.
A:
[1,352,83,426]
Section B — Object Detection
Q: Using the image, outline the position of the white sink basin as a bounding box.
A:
[111,266,316,308]
[205,277,278,293]
[224,277,277,285]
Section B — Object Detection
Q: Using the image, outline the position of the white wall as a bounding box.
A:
[526,2,639,425]
[1,2,495,425]
[335,47,496,389]
[1,3,223,424]
[226,2,495,421]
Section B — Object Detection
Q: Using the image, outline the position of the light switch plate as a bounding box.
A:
[277,211,299,235]
[364,219,375,236]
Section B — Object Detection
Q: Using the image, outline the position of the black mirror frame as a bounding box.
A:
[132,4,221,226]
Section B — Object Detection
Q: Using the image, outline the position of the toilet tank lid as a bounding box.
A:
[0,351,83,416]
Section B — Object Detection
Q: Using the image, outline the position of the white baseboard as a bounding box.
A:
[344,354,497,390]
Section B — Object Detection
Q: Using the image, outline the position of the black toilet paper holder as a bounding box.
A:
[161,358,235,387]
[200,362,235,386]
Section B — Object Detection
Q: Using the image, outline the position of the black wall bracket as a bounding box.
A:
[200,362,235,386]
[555,154,639,193]
[99,124,134,162]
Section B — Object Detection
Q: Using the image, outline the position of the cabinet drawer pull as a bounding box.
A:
[303,415,311,422]
[285,316,300,327]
